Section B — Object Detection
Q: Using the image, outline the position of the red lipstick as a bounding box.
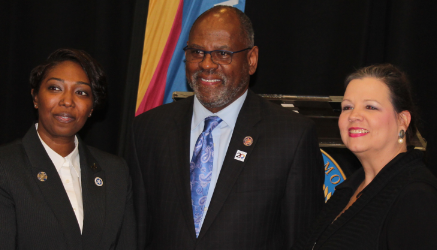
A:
[348,127,369,137]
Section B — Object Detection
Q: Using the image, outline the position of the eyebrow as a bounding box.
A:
[363,99,382,105]
[46,77,90,86]
[341,98,382,105]
[187,44,230,50]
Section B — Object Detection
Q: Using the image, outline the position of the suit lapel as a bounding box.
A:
[199,91,262,239]
[80,141,106,248]
[167,97,197,240]
[22,126,82,249]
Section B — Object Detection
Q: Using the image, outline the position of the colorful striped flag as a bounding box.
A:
[135,0,246,116]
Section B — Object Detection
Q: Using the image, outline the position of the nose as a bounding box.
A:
[59,91,75,108]
[199,53,219,70]
[348,108,362,122]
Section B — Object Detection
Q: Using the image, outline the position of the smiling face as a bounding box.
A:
[185,8,258,113]
[33,60,94,143]
[338,77,407,157]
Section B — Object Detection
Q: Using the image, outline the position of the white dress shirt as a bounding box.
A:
[36,124,84,233]
[190,90,248,231]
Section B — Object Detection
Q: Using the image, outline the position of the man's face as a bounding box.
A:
[185,9,258,113]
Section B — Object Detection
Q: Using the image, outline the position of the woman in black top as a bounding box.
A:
[296,64,437,250]
[0,49,136,249]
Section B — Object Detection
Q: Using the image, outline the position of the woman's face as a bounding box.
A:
[339,77,404,156]
[33,60,93,142]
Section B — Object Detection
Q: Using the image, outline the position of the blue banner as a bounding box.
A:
[321,149,346,202]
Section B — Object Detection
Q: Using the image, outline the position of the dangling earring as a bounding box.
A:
[398,130,405,144]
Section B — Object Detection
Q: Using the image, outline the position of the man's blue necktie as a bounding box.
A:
[190,116,222,237]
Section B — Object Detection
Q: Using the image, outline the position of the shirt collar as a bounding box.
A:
[192,90,248,131]
[35,123,80,176]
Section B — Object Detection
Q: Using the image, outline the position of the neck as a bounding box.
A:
[38,131,75,157]
[355,145,407,187]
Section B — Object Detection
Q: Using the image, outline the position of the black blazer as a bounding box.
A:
[295,150,437,250]
[128,90,325,249]
[0,126,136,250]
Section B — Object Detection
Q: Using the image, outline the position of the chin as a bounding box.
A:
[344,142,368,154]
[197,94,226,109]
[52,126,80,138]
[348,146,370,156]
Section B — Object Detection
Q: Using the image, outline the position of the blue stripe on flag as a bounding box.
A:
[163,0,246,104]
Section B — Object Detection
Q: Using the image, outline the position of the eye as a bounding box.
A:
[216,51,232,58]
[366,105,377,110]
[48,85,61,91]
[342,105,353,111]
[76,90,89,96]
[191,49,204,57]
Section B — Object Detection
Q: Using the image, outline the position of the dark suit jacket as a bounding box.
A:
[0,126,136,250]
[129,90,324,250]
[295,150,437,250]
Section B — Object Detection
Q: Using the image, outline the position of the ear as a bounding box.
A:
[398,110,411,131]
[31,89,38,107]
[247,46,259,75]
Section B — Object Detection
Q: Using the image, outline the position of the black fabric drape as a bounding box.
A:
[245,0,437,173]
[118,0,149,156]
[2,0,437,175]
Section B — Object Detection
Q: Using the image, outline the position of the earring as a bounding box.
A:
[88,112,92,117]
[398,130,405,144]
[34,104,38,108]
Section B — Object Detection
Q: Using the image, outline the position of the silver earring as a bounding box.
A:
[398,130,405,144]
[34,104,37,108]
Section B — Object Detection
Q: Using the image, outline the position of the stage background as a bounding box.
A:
[1,0,437,174]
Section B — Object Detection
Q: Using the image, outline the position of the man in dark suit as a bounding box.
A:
[129,6,324,249]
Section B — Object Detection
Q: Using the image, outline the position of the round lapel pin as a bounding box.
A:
[95,177,103,186]
[37,172,47,182]
[243,136,253,146]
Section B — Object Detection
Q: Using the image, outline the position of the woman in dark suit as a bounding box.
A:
[0,48,136,249]
[296,64,437,249]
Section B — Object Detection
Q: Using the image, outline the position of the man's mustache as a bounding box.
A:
[192,70,227,84]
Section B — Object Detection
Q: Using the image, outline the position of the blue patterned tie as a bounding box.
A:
[190,116,222,237]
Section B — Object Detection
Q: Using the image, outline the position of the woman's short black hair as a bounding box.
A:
[345,63,418,144]
[30,48,107,109]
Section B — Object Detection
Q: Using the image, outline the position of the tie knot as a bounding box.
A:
[203,116,222,132]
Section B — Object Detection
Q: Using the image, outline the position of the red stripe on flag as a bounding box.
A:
[135,0,184,116]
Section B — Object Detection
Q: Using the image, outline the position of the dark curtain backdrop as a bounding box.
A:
[2,0,437,173]
[244,0,437,173]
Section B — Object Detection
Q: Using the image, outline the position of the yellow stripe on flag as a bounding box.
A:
[136,0,181,111]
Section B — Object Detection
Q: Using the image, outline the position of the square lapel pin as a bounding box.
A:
[234,150,247,162]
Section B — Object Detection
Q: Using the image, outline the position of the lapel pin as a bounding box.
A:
[243,136,253,146]
[95,177,103,186]
[37,172,47,182]
[91,163,97,170]
[234,150,247,162]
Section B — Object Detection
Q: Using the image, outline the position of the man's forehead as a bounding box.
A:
[189,14,242,45]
